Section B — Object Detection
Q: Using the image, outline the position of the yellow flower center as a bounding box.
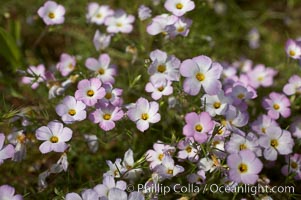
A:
[239,143,247,150]
[261,127,266,133]
[289,50,296,57]
[17,134,26,143]
[177,27,185,32]
[221,119,227,126]
[157,86,164,92]
[96,13,102,18]
[116,22,123,27]
[158,153,164,161]
[157,65,166,73]
[270,139,278,147]
[237,93,245,99]
[68,109,76,116]
[50,136,59,143]
[196,73,205,81]
[195,124,203,132]
[186,146,192,153]
[141,113,149,120]
[273,104,280,110]
[68,63,74,69]
[213,102,221,109]
[87,90,94,97]
[217,128,224,135]
[257,76,264,81]
[114,170,119,176]
[291,162,298,169]
[126,165,132,170]
[98,68,105,75]
[238,163,248,173]
[212,140,220,147]
[105,92,112,99]
[167,169,174,174]
[48,12,55,19]
[176,3,183,9]
[103,113,111,120]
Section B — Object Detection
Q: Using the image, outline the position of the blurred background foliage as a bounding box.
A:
[0,0,301,199]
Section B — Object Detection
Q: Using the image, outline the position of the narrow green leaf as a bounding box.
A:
[0,26,21,70]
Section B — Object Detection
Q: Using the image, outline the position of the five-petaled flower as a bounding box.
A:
[35,121,73,154]
[38,1,66,25]
[127,97,161,132]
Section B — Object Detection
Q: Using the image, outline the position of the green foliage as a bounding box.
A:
[0,26,21,71]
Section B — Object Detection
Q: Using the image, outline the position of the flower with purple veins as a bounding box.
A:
[35,121,72,154]
[148,49,181,81]
[281,153,301,180]
[56,53,76,77]
[94,175,127,199]
[227,150,263,184]
[285,39,301,59]
[93,30,111,51]
[146,14,178,36]
[183,112,214,144]
[105,10,135,34]
[89,104,124,131]
[0,184,23,200]
[145,74,173,100]
[55,95,86,124]
[258,127,294,161]
[146,142,176,169]
[85,54,117,84]
[262,92,291,119]
[154,155,184,179]
[127,97,161,132]
[0,133,15,165]
[283,75,301,96]
[86,3,113,25]
[180,55,223,96]
[21,64,46,89]
[37,1,65,25]
[164,0,195,17]
[75,78,106,107]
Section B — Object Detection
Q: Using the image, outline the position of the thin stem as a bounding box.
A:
[33,26,49,49]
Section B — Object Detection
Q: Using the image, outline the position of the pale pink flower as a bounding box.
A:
[38,1,65,25]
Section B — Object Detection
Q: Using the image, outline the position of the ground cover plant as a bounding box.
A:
[0,0,301,199]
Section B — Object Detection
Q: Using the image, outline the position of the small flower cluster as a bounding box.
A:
[147,0,194,38]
